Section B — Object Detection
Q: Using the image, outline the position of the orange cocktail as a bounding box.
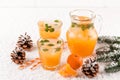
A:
[66,10,98,57]
[37,38,63,70]
[38,20,62,39]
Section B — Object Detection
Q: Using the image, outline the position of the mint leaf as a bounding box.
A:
[45,28,49,32]
[48,44,54,46]
[71,23,76,27]
[49,28,54,32]
[87,23,94,29]
[54,20,59,22]
[55,47,61,52]
[81,25,86,31]
[43,49,48,51]
[44,39,49,42]
[57,40,61,44]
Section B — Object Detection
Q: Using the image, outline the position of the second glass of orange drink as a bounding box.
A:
[66,9,99,58]
[37,38,63,70]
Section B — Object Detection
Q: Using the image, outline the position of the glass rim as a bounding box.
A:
[69,9,96,21]
[38,19,63,25]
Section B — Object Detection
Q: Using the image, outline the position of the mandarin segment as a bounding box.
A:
[59,64,78,77]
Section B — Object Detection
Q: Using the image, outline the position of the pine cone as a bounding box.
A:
[82,58,99,78]
[17,32,33,50]
[11,47,26,64]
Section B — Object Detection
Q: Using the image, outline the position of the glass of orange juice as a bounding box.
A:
[37,38,63,70]
[66,9,102,58]
[38,20,62,39]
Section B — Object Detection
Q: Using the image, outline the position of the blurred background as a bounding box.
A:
[0,0,120,43]
[0,0,119,8]
[0,0,120,49]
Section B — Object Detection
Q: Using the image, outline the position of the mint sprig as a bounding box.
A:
[45,23,55,32]
[71,23,94,31]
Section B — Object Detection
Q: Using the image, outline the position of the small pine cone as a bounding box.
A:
[11,47,26,64]
[17,32,33,50]
[82,58,99,78]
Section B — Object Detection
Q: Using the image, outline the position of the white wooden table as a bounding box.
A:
[0,8,120,80]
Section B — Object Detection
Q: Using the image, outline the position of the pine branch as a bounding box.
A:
[110,50,120,62]
[96,46,110,55]
[97,36,120,73]
[105,61,120,73]
[98,36,120,44]
[110,43,120,51]
[96,36,120,62]
[96,51,112,62]
[96,50,120,62]
[96,54,111,62]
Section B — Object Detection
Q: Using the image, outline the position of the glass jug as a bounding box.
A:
[66,9,102,58]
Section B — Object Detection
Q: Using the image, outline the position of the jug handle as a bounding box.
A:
[95,14,103,35]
